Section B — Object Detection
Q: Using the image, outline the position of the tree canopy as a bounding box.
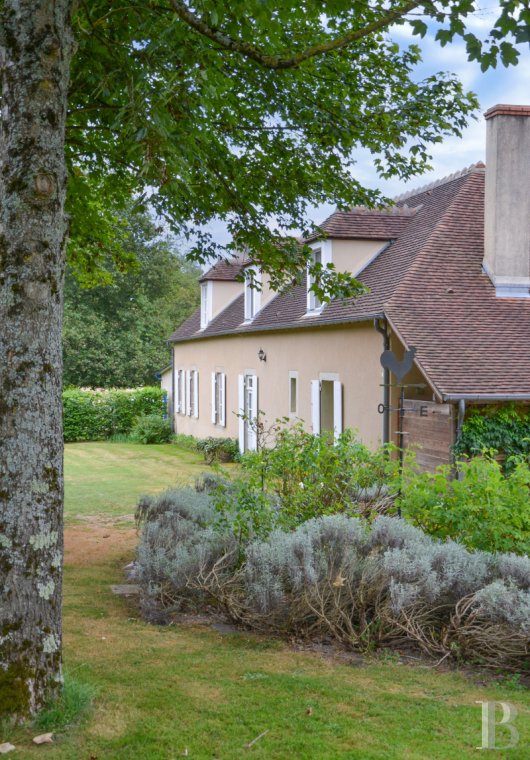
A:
[66,0,530,298]
[64,211,200,388]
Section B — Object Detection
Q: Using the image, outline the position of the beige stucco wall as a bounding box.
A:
[172,322,386,448]
[211,280,242,319]
[332,239,386,276]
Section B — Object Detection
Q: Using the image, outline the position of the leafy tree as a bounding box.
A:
[1,0,529,721]
[63,211,200,387]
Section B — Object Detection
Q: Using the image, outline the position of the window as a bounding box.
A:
[307,249,322,312]
[176,369,186,414]
[187,369,199,418]
[288,371,298,416]
[200,282,212,329]
[244,268,261,321]
[306,242,332,314]
[211,371,226,427]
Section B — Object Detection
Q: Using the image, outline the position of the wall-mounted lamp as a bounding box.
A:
[258,348,267,362]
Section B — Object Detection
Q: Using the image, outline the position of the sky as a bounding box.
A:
[199,3,530,250]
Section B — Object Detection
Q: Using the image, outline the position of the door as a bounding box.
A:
[238,373,258,452]
[312,378,342,441]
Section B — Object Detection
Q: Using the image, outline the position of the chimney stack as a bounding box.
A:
[484,104,530,297]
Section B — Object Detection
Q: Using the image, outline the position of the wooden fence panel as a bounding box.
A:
[402,399,455,472]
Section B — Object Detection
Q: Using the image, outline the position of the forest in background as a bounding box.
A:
[63,210,200,388]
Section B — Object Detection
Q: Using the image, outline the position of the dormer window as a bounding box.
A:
[200,281,212,329]
[244,267,261,322]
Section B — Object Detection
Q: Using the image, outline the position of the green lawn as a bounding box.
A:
[4,442,530,758]
[64,441,211,521]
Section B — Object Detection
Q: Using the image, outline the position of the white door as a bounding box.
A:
[238,374,245,453]
[238,373,258,452]
[245,374,258,451]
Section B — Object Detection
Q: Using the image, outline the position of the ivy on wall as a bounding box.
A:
[454,404,530,468]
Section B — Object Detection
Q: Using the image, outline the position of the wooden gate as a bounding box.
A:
[402,400,455,472]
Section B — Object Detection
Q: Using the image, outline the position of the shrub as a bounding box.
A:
[399,455,530,555]
[173,433,198,451]
[132,414,172,444]
[63,388,114,442]
[108,387,167,435]
[241,516,530,667]
[136,496,530,670]
[211,479,280,548]
[63,386,166,442]
[212,424,399,531]
[196,437,239,464]
[135,488,237,610]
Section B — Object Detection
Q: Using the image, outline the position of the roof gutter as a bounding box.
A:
[169,311,385,344]
[442,393,530,402]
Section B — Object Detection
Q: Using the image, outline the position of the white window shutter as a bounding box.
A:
[238,374,245,453]
[193,370,199,418]
[211,372,217,424]
[186,371,191,416]
[177,371,183,415]
[220,373,226,427]
[333,380,343,442]
[174,368,180,413]
[311,380,320,435]
[247,375,258,452]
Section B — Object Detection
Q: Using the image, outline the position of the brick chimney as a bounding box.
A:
[483,105,530,297]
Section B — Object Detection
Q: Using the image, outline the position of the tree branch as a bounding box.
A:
[169,1,423,69]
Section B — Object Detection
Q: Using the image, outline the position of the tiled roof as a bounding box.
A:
[199,259,246,282]
[170,166,472,342]
[170,162,530,398]
[385,168,530,398]
[305,206,419,242]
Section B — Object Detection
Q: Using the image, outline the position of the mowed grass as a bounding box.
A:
[64,441,210,522]
[3,442,530,759]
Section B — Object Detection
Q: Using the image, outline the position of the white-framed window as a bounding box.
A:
[187,369,199,418]
[176,369,186,414]
[200,281,212,329]
[288,370,298,416]
[306,241,332,314]
[211,371,226,427]
[244,267,262,322]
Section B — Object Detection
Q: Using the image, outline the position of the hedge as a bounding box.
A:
[63,387,166,442]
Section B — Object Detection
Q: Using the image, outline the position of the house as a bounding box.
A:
[166,105,530,471]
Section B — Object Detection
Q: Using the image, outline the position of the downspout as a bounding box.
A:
[456,398,466,442]
[454,398,466,479]
[374,317,390,445]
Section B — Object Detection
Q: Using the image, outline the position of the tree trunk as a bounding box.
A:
[0,1,73,720]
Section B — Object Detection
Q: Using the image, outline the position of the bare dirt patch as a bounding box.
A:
[64,524,137,567]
